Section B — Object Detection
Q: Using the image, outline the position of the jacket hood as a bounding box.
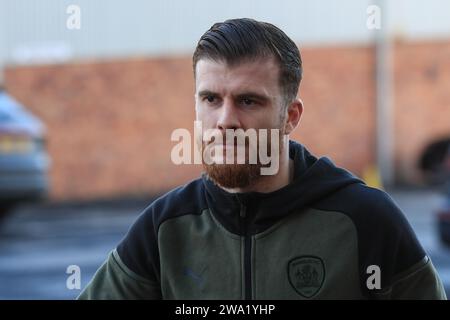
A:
[202,140,365,235]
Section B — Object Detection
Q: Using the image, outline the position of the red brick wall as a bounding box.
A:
[394,40,450,184]
[3,40,449,200]
[296,45,376,175]
[5,57,202,200]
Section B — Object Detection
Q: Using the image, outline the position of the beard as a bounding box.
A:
[201,125,286,189]
[205,160,262,189]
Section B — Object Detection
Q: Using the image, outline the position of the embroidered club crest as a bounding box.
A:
[288,256,325,298]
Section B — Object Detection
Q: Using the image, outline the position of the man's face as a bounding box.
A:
[194,57,287,189]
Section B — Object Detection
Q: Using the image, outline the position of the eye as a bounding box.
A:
[205,95,216,103]
[241,98,256,106]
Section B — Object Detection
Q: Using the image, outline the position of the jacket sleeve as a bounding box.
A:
[77,249,162,300]
[375,256,447,300]
[78,204,162,300]
[358,188,447,300]
[330,185,448,300]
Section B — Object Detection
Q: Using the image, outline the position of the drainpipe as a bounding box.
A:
[375,0,395,187]
[0,58,4,90]
[0,1,5,90]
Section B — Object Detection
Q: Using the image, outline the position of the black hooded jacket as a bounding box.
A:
[79,140,446,299]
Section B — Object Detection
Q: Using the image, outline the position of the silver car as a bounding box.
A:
[0,88,50,215]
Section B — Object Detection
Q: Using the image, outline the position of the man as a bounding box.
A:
[79,18,446,299]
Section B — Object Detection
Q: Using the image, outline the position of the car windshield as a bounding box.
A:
[0,111,13,123]
[0,91,45,134]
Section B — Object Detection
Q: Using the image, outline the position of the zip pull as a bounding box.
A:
[236,195,247,218]
[240,203,247,218]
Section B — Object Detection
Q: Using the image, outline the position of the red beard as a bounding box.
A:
[202,128,285,189]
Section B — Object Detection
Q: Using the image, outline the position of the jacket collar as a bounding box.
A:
[202,140,364,235]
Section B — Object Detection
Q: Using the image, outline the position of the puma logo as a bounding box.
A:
[183,267,207,286]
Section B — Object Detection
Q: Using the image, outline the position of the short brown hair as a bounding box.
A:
[193,18,302,106]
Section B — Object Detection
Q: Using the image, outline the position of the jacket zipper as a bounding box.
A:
[239,200,252,300]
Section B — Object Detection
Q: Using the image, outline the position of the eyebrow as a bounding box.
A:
[197,90,219,98]
[197,90,271,103]
[235,92,270,103]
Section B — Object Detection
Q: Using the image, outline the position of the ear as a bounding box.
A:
[284,98,303,135]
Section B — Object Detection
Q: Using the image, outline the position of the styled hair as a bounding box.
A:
[193,18,302,105]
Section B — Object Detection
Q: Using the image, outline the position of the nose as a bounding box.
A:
[217,99,241,130]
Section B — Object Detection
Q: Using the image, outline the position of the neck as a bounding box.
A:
[221,138,293,194]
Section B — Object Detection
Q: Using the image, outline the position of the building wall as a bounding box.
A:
[394,40,450,184]
[3,0,450,66]
[5,57,200,200]
[0,0,376,65]
[3,40,450,200]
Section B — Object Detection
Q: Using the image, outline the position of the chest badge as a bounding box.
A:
[288,255,325,298]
